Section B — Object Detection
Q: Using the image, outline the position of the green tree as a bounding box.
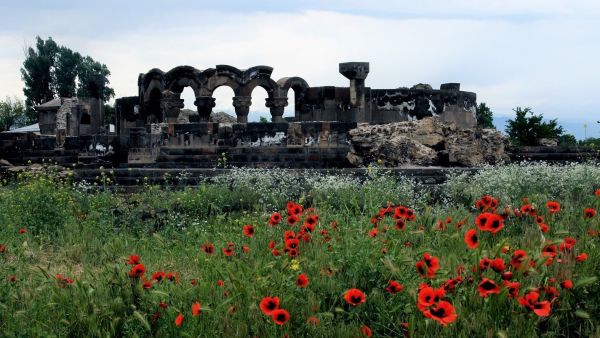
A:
[558,134,577,146]
[21,36,115,113]
[0,97,27,131]
[475,102,495,129]
[53,46,82,97]
[20,36,59,109]
[76,56,115,101]
[505,107,564,146]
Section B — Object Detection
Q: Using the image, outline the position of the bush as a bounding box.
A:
[505,107,564,146]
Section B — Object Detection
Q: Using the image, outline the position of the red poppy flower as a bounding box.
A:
[360,325,373,337]
[175,313,184,327]
[142,281,153,290]
[296,274,309,288]
[243,225,255,237]
[166,272,180,283]
[560,280,573,289]
[417,286,446,312]
[546,201,561,214]
[151,271,165,283]
[287,248,299,257]
[242,245,250,253]
[479,257,491,271]
[272,249,281,256]
[222,247,234,257]
[302,222,315,233]
[344,288,366,306]
[128,264,146,278]
[306,316,320,326]
[127,255,140,265]
[284,230,296,241]
[503,281,520,298]
[542,245,557,258]
[559,237,576,251]
[216,280,224,286]
[394,218,406,230]
[18,228,27,234]
[190,279,198,286]
[416,253,440,278]
[501,271,513,281]
[385,280,404,294]
[539,223,549,233]
[368,227,378,238]
[271,308,290,325]
[423,301,458,326]
[158,301,168,309]
[464,229,479,249]
[477,278,501,297]
[584,207,597,219]
[576,253,588,262]
[510,250,527,270]
[287,214,299,225]
[490,258,505,273]
[0,244,5,253]
[269,212,282,226]
[534,215,545,225]
[285,238,299,250]
[304,215,319,228]
[259,296,280,315]
[518,291,551,317]
[202,243,214,255]
[595,188,600,197]
[192,302,201,316]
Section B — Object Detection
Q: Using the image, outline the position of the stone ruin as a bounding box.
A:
[0,62,488,168]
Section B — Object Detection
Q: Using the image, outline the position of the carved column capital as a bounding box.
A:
[232,96,252,109]
[194,96,216,122]
[265,97,288,108]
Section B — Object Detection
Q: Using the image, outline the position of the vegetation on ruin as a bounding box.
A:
[0,163,599,337]
[505,107,565,146]
[20,36,114,114]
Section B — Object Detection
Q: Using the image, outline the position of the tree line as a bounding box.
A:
[0,36,115,131]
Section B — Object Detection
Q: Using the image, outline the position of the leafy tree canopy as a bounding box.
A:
[475,102,495,129]
[0,96,28,131]
[505,107,564,146]
[20,36,115,112]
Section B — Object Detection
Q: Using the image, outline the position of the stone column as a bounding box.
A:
[339,62,369,122]
[232,96,252,123]
[266,97,288,122]
[194,96,216,122]
[160,95,184,123]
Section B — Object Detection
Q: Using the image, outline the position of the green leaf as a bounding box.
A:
[574,277,597,289]
[575,310,590,319]
[133,311,151,332]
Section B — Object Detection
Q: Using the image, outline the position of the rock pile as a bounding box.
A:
[347,117,509,167]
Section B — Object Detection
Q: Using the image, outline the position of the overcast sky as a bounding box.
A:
[1,0,599,138]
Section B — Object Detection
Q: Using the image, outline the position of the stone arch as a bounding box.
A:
[139,68,165,105]
[164,66,205,96]
[277,77,309,120]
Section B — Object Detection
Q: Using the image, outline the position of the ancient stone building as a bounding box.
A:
[1,62,482,168]
[122,62,476,126]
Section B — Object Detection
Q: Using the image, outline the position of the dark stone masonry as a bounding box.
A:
[0,62,480,168]
[1,61,596,172]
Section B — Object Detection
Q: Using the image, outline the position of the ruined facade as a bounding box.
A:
[122,62,476,126]
[1,62,478,168]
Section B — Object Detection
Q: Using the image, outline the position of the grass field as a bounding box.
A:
[0,163,599,337]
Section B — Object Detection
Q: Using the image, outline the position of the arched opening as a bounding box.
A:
[250,86,269,122]
[283,89,295,121]
[179,87,196,122]
[212,85,236,121]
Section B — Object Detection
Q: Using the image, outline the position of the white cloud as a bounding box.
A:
[0,5,599,131]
